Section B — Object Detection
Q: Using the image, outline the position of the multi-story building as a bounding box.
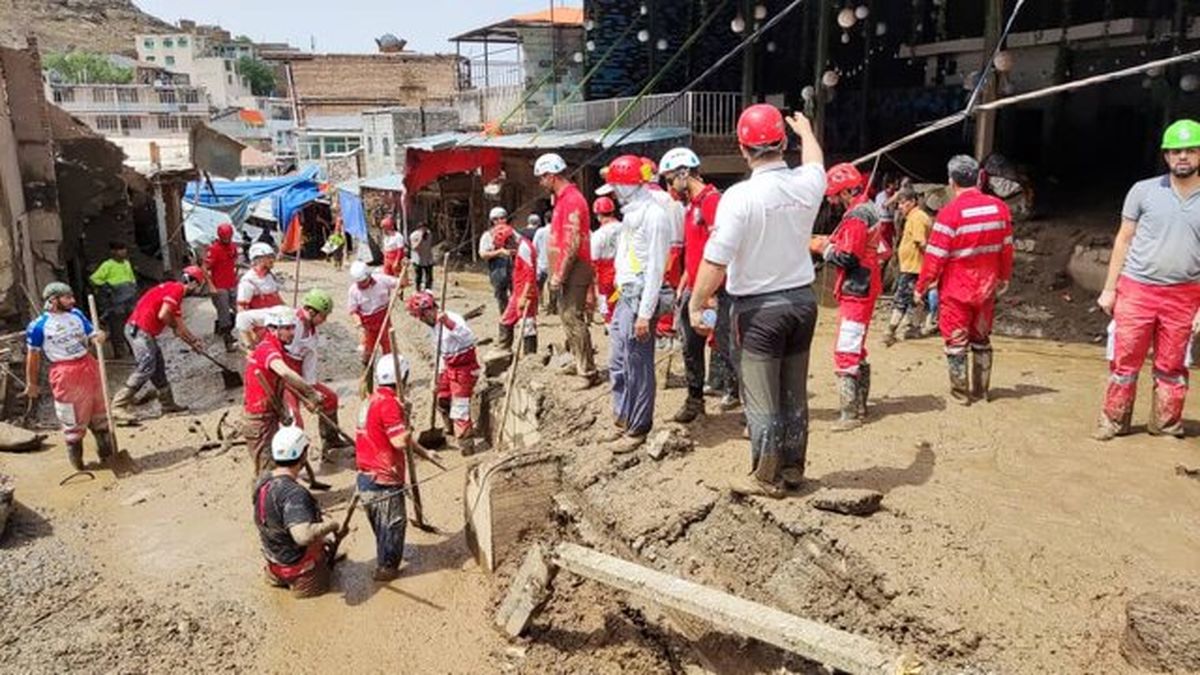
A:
[135,31,255,109]
[361,106,460,177]
[46,82,210,138]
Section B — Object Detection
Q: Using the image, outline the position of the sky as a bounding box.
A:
[132,1,579,55]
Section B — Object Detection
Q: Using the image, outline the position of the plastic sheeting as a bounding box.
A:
[182,202,263,247]
[338,189,368,243]
[184,166,323,228]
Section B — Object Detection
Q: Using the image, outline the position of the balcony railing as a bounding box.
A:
[456,84,528,130]
[551,91,743,136]
[48,84,208,115]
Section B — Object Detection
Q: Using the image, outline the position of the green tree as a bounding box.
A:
[43,52,133,85]
[237,56,277,96]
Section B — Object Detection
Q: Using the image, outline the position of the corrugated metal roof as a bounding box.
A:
[402,127,690,153]
[336,173,406,195]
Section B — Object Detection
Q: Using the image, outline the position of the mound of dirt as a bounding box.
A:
[1121,587,1200,672]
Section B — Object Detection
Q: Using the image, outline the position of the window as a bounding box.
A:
[382,138,390,156]
[227,74,234,85]
[165,55,175,66]
[155,115,179,132]
[116,89,138,103]
[178,37,188,47]
[182,89,200,104]
[300,139,322,160]
[52,88,75,103]
[143,38,155,49]
[91,88,114,103]
[158,89,177,104]
[367,136,374,154]
[163,38,174,48]
[94,116,119,131]
[323,137,347,155]
[224,60,232,72]
[145,55,156,62]
[121,116,142,131]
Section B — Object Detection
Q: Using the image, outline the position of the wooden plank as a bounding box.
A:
[552,543,912,675]
[494,543,557,638]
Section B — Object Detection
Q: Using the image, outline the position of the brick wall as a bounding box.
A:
[288,54,463,120]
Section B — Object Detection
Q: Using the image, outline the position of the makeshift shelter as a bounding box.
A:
[184,166,324,230]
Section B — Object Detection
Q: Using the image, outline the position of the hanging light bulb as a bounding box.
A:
[584,19,594,32]
[573,52,584,63]
[754,4,767,20]
[875,22,887,36]
[821,70,840,87]
[637,29,650,42]
[640,3,648,15]
[656,38,668,51]
[855,5,869,19]
[841,32,850,44]
[586,40,596,52]
[1147,66,1163,78]
[837,8,857,29]
[731,13,746,34]
[1181,74,1200,93]
[801,85,815,101]
[992,51,1014,73]
[766,41,777,53]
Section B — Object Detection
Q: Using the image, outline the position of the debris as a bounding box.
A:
[1121,588,1200,672]
[120,490,155,507]
[810,488,884,516]
[1174,465,1200,481]
[0,473,13,538]
[548,351,574,372]
[464,452,563,572]
[495,543,557,638]
[484,352,513,378]
[0,422,48,453]
[646,426,694,460]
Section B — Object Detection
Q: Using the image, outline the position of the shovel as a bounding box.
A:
[190,346,244,389]
[87,295,140,477]
[416,252,452,449]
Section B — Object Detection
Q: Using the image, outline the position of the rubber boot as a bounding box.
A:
[672,396,705,424]
[883,310,904,347]
[857,362,871,419]
[158,386,188,414]
[522,334,538,357]
[1147,383,1186,438]
[970,346,993,402]
[947,353,971,406]
[495,323,514,355]
[320,412,351,458]
[831,375,862,432]
[66,440,85,471]
[1093,409,1132,441]
[921,312,938,337]
[94,428,114,464]
[222,332,238,353]
[111,385,136,409]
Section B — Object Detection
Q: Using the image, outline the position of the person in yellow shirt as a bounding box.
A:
[884,189,932,346]
[89,241,138,358]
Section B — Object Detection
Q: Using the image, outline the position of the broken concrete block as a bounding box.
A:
[495,543,557,638]
[0,473,13,539]
[0,422,47,453]
[549,351,574,372]
[810,488,883,516]
[464,452,563,572]
[1121,588,1200,672]
[646,426,694,460]
[484,351,513,378]
[121,489,154,507]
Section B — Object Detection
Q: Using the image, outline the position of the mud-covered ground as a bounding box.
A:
[2,257,1199,674]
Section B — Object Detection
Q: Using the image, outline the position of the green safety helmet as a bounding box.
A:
[42,281,73,302]
[1161,119,1200,150]
[302,288,334,315]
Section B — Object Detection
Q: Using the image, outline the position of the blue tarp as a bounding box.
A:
[184,166,323,230]
[337,189,368,243]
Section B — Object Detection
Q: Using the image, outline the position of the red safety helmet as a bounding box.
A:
[824,163,864,197]
[182,265,206,285]
[737,104,786,147]
[605,154,646,186]
[592,196,616,215]
[405,290,437,317]
[381,215,396,231]
[217,223,234,242]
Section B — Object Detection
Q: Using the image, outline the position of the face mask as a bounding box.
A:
[613,184,641,204]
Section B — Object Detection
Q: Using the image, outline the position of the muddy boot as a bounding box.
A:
[718,392,741,412]
[779,466,806,490]
[222,332,238,353]
[947,353,971,406]
[728,474,785,499]
[522,334,538,357]
[320,413,351,458]
[94,428,114,465]
[856,362,871,419]
[831,375,862,432]
[970,346,993,402]
[110,385,137,420]
[1093,409,1132,441]
[157,386,188,415]
[921,312,938,337]
[672,397,704,424]
[1147,384,1186,438]
[494,323,514,356]
[609,432,646,455]
[438,407,454,435]
[883,310,904,347]
[66,440,85,471]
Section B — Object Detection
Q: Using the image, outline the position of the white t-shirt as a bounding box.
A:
[614,189,673,319]
[235,307,318,383]
[704,161,826,296]
[347,273,399,317]
[532,226,551,273]
[383,232,405,253]
[26,309,94,363]
[237,268,282,305]
[591,220,621,260]
[431,310,476,361]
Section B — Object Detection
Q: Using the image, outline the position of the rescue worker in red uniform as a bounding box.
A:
[205,222,240,351]
[355,356,412,582]
[812,163,883,431]
[24,282,113,471]
[380,215,406,277]
[1095,120,1200,440]
[407,291,481,450]
[497,227,539,356]
[238,242,283,311]
[348,260,401,366]
[590,196,620,326]
[242,309,325,483]
[914,155,1014,405]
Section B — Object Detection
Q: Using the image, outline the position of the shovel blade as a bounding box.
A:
[221,370,244,390]
[417,428,446,449]
[110,450,141,477]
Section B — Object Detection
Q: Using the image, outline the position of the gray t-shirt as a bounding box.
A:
[1121,175,1200,285]
[253,474,319,565]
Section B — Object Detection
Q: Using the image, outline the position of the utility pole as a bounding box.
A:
[740,0,756,105]
[973,0,1003,160]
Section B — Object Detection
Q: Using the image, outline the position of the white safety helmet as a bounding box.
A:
[249,242,275,261]
[271,424,310,463]
[533,152,567,177]
[265,307,297,329]
[374,354,410,387]
[488,206,508,221]
[349,260,372,283]
[659,147,701,174]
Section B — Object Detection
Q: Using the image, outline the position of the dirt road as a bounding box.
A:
[2,258,1198,674]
